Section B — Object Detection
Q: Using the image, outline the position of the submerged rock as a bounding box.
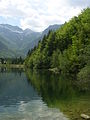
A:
[49,68,60,73]
[81,114,90,119]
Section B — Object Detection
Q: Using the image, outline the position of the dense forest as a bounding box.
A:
[25,8,90,81]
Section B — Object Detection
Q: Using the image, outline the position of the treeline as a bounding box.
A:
[25,8,90,80]
[0,56,24,64]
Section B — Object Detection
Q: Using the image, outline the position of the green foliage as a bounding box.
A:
[77,65,90,82]
[51,49,60,68]
[25,8,90,81]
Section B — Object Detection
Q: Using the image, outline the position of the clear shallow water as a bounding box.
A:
[0,69,68,120]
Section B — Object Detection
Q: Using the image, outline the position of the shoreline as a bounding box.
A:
[0,64,24,69]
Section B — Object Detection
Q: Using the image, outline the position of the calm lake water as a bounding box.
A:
[0,68,90,120]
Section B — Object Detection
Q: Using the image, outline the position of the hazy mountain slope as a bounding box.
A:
[21,31,41,53]
[0,24,23,32]
[23,24,62,54]
[0,35,16,58]
[0,24,23,50]
[0,41,7,51]
[0,24,41,57]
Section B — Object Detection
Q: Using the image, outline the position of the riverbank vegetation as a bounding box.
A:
[25,8,90,82]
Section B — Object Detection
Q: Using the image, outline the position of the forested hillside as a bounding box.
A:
[25,8,90,80]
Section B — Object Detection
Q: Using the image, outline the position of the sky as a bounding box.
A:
[0,0,90,32]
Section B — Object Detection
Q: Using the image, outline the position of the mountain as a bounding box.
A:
[42,24,61,36]
[0,24,41,48]
[21,30,41,54]
[0,24,23,33]
[0,24,23,50]
[0,24,41,57]
[0,24,61,58]
[25,8,90,81]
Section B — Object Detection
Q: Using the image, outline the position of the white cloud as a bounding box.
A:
[0,0,90,31]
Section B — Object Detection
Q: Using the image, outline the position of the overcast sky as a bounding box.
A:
[0,0,90,32]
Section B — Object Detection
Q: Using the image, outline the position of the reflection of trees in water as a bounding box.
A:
[0,67,24,76]
[0,67,7,73]
[12,69,22,76]
[26,69,90,120]
[26,69,89,101]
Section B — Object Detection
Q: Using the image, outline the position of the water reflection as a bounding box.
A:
[0,69,68,120]
[26,69,90,120]
[0,70,39,106]
[0,67,7,73]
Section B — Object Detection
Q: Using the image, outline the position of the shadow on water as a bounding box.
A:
[26,69,90,120]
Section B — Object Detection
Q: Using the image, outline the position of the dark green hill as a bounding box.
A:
[25,8,90,81]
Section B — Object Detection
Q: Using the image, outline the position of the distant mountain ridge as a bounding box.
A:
[0,24,61,58]
[42,24,61,36]
[0,24,23,33]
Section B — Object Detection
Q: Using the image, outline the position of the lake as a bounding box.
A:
[0,68,90,120]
